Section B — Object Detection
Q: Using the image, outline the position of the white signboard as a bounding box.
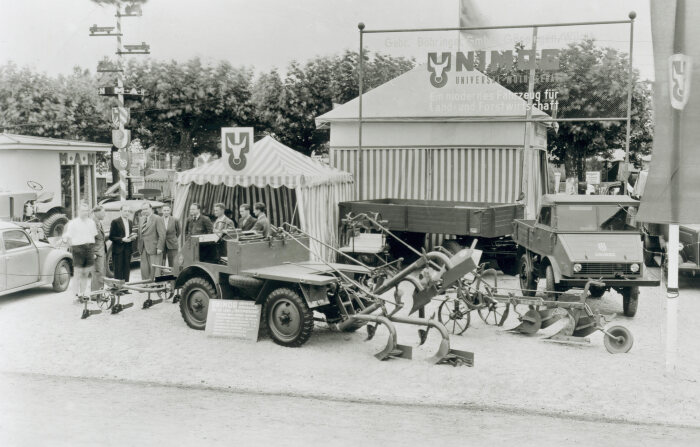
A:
[585,171,601,185]
[205,299,261,341]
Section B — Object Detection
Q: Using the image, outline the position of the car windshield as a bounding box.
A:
[556,205,638,231]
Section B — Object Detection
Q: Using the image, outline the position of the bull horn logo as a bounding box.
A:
[225,133,250,170]
[428,52,451,88]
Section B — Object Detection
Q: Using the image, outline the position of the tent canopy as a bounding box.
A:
[316,64,550,128]
[176,136,352,189]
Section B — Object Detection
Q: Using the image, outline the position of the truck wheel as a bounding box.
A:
[544,265,559,300]
[622,287,639,317]
[180,277,217,330]
[518,254,537,297]
[43,213,68,238]
[264,288,313,347]
[589,285,606,298]
[52,259,71,292]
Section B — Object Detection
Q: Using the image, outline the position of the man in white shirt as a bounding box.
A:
[63,202,98,300]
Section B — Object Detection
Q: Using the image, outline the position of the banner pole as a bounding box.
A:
[624,12,636,193]
[357,23,365,200]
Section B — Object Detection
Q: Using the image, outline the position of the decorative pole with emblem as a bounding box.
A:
[90,1,149,203]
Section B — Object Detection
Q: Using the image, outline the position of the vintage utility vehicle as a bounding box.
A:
[512,194,659,317]
[0,221,72,297]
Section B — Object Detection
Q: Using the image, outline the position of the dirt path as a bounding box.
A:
[1,372,699,447]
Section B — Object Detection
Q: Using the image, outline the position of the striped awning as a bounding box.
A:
[176,136,353,189]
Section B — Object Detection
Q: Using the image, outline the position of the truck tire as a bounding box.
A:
[43,213,68,238]
[589,285,606,298]
[518,254,537,297]
[264,288,314,347]
[622,286,639,317]
[180,277,217,330]
[544,265,559,300]
[441,240,463,255]
[52,259,71,292]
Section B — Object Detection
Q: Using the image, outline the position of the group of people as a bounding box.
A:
[61,200,271,301]
[185,201,270,239]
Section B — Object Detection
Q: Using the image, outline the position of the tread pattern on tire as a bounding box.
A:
[519,254,537,297]
[52,259,71,292]
[179,277,217,330]
[42,213,68,238]
[264,287,314,347]
[622,287,639,317]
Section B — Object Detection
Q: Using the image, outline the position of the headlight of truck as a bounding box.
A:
[573,263,582,273]
[630,263,640,273]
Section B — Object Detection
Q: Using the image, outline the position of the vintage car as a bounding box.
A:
[513,194,659,317]
[642,223,700,275]
[0,221,72,297]
[102,199,164,277]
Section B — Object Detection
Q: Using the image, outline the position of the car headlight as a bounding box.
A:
[573,263,582,273]
[630,263,640,273]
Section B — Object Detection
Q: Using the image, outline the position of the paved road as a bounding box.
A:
[1,372,698,447]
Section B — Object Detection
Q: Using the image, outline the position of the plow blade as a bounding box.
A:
[571,315,598,338]
[111,302,134,314]
[409,284,439,315]
[351,314,411,361]
[509,309,542,335]
[538,307,564,329]
[81,309,102,319]
[430,339,475,367]
[142,297,163,309]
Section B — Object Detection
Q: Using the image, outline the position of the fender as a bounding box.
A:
[175,265,222,298]
[544,255,563,283]
[41,249,72,285]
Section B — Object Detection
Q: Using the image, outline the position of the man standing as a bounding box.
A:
[252,202,271,237]
[238,204,257,231]
[213,202,235,237]
[137,202,166,281]
[91,205,107,291]
[185,203,213,238]
[109,204,135,282]
[63,202,98,300]
[161,204,180,268]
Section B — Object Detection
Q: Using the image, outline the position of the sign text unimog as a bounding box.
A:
[205,299,262,341]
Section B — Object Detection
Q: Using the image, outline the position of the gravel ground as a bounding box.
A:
[1,267,699,427]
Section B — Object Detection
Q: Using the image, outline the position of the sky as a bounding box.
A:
[0,0,654,80]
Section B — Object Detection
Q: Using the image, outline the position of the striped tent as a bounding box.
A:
[173,136,354,261]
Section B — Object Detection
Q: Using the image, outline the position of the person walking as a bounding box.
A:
[109,204,135,282]
[238,204,257,231]
[137,202,166,281]
[63,202,98,300]
[91,205,107,291]
[213,202,235,237]
[252,202,270,237]
[185,203,213,238]
[161,204,180,268]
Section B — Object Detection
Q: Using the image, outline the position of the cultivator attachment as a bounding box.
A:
[79,277,174,319]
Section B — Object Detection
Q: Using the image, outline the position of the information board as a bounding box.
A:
[586,171,601,185]
[205,299,261,341]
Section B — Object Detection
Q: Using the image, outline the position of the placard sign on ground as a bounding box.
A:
[205,300,261,341]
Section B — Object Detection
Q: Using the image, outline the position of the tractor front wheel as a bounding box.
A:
[180,277,217,330]
[622,286,639,317]
[264,288,313,347]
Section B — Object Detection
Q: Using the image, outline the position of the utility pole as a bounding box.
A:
[90,1,149,203]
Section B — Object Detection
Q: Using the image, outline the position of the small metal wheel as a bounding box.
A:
[437,297,471,335]
[96,291,115,310]
[603,325,634,354]
[478,301,510,326]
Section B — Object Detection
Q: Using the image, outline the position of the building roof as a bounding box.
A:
[0,133,112,152]
[316,64,550,128]
[176,136,353,189]
[541,194,640,205]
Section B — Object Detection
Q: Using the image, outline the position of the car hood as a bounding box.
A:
[557,234,642,262]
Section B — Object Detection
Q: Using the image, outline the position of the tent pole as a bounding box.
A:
[623,12,636,194]
[358,23,365,200]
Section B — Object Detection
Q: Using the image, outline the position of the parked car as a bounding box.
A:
[0,221,72,296]
[102,199,164,277]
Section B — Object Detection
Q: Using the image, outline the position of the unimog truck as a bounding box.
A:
[513,194,660,317]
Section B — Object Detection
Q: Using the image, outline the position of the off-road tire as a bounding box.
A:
[441,239,464,255]
[264,288,313,347]
[518,253,537,297]
[180,277,218,330]
[589,285,606,298]
[622,286,639,317]
[43,213,68,238]
[52,259,71,292]
[544,265,559,301]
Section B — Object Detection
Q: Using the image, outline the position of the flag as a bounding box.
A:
[458,0,492,51]
[637,0,700,224]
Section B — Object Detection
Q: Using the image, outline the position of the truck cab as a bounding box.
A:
[513,194,660,317]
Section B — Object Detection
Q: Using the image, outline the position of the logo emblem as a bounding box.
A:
[111,107,130,129]
[221,127,254,171]
[597,242,608,252]
[427,52,451,88]
[669,54,692,110]
[112,129,131,149]
[113,149,129,171]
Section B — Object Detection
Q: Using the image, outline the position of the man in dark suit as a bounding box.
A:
[109,204,135,281]
[238,204,257,231]
[185,203,213,238]
[252,202,270,237]
[137,202,166,280]
[160,204,180,268]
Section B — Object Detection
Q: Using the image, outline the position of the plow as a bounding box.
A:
[80,273,176,319]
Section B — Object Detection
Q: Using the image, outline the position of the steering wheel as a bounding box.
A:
[27,180,43,191]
